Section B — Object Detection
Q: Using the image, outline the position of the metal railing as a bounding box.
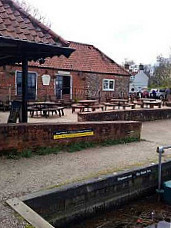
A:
[156,145,171,193]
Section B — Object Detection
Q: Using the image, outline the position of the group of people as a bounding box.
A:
[130,88,171,100]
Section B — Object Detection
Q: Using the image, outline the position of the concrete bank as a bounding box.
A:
[17,161,171,227]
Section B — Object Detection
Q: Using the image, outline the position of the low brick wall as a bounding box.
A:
[78,108,171,122]
[22,161,171,227]
[0,121,141,153]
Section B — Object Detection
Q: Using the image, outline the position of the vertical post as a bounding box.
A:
[22,57,28,123]
[158,150,162,191]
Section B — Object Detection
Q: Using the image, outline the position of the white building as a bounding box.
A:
[129,65,149,93]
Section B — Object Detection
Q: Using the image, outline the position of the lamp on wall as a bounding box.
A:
[42,74,51,101]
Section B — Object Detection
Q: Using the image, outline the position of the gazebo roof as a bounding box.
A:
[0,0,74,66]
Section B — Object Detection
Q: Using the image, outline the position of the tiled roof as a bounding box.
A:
[30,41,130,76]
[0,0,68,46]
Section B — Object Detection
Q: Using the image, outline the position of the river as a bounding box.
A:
[67,195,171,228]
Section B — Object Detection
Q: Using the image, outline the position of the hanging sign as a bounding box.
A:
[42,74,51,85]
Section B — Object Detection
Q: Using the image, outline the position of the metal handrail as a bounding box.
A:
[156,145,171,193]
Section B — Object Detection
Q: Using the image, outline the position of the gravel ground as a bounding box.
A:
[1,119,171,227]
[0,108,78,124]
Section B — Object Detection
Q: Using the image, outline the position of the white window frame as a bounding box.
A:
[102,79,115,91]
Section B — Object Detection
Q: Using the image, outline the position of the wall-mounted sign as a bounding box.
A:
[117,169,152,182]
[53,129,94,140]
[57,71,70,75]
[42,74,51,85]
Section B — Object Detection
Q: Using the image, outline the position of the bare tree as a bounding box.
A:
[150,56,171,88]
[14,0,51,28]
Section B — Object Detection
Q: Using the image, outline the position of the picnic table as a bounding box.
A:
[110,98,128,103]
[108,99,129,109]
[28,102,64,118]
[142,100,162,108]
[72,100,104,112]
[78,100,97,106]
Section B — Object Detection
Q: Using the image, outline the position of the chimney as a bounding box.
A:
[139,64,144,71]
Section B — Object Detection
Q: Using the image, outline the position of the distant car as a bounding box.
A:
[141,88,149,98]
[149,88,166,99]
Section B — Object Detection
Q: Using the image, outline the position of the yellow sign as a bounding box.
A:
[53,129,94,140]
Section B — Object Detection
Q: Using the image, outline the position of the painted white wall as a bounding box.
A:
[129,70,149,92]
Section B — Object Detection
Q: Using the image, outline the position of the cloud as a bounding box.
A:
[25,0,171,64]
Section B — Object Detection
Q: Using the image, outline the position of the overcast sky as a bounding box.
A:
[21,0,171,65]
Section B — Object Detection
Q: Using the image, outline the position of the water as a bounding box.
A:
[67,195,171,228]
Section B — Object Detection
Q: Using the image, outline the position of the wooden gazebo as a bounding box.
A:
[0,0,74,122]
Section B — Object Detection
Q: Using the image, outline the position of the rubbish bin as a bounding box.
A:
[163,180,171,205]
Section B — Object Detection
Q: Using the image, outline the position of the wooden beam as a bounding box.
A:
[7,198,54,228]
[21,57,28,123]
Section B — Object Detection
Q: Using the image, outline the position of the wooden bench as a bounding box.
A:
[42,107,64,118]
[133,101,143,108]
[104,103,118,110]
[142,101,162,109]
[28,107,40,117]
[122,103,135,110]
[71,104,85,113]
[89,104,104,111]
[28,106,64,118]
[0,100,11,112]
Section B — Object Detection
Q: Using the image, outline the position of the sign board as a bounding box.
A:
[8,101,22,123]
[53,129,94,140]
[42,74,51,85]
[117,169,152,182]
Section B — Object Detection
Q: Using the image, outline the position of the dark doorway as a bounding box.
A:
[56,75,71,99]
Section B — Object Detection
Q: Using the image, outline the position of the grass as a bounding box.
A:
[3,137,140,159]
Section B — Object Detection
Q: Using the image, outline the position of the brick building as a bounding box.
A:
[0,41,130,102]
[0,0,73,123]
[0,0,130,103]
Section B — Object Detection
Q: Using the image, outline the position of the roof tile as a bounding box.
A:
[29,41,130,76]
[0,0,68,46]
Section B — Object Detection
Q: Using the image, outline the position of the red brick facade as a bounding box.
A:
[0,65,130,102]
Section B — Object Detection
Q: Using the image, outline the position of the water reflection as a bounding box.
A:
[67,195,171,228]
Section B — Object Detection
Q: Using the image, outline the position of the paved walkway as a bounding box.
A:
[1,119,171,227]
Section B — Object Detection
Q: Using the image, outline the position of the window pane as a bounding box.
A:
[103,80,109,90]
[109,80,114,89]
[16,72,36,100]
[17,72,22,95]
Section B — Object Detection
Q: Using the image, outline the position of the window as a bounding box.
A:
[16,71,37,100]
[103,79,115,91]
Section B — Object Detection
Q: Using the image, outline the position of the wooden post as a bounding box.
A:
[22,57,28,123]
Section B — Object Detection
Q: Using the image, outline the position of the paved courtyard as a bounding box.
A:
[0,108,78,124]
[0,115,171,227]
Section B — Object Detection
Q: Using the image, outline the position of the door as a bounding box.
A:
[56,75,71,99]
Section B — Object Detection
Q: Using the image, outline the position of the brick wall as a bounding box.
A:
[0,121,141,153]
[78,108,171,122]
[0,65,129,102]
